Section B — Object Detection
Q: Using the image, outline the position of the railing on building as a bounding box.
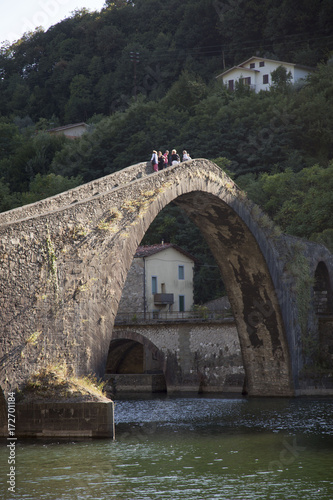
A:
[114,310,234,325]
[153,293,174,305]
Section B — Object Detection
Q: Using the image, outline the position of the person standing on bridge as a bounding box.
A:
[171,149,180,166]
[163,150,170,168]
[151,150,158,172]
[182,150,191,161]
[158,151,165,171]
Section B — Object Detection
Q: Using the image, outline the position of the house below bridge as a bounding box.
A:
[116,243,196,318]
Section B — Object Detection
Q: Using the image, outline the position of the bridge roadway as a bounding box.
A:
[0,159,332,408]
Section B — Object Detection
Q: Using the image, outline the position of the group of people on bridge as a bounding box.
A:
[150,148,192,172]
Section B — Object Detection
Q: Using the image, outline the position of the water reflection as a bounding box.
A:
[1,396,333,500]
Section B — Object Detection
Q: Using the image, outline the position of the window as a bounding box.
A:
[178,265,184,280]
[259,61,265,67]
[240,77,251,86]
[250,63,255,68]
[151,276,157,294]
[179,295,185,312]
[228,79,234,90]
[263,74,269,84]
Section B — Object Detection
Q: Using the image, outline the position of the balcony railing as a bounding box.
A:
[114,310,234,325]
[154,293,174,305]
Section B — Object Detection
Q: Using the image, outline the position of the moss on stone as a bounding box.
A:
[16,365,110,404]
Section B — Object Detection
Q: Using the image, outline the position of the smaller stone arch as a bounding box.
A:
[105,331,167,394]
[314,261,332,315]
[106,339,145,374]
[313,261,333,371]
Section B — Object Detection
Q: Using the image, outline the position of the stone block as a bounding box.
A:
[15,401,114,438]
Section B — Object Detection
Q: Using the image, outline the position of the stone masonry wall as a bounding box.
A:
[112,321,245,393]
[117,258,144,315]
[14,401,114,438]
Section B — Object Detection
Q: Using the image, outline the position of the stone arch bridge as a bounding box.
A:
[1,159,333,403]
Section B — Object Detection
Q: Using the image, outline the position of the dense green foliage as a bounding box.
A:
[0,0,333,302]
[1,0,332,121]
[238,162,333,245]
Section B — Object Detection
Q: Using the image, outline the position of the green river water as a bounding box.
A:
[1,396,333,500]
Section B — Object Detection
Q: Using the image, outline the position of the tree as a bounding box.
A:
[270,65,293,93]
[0,120,22,160]
[64,74,94,123]
[162,70,208,110]
[240,163,333,241]
[104,0,134,8]
[0,179,21,212]
[20,173,82,206]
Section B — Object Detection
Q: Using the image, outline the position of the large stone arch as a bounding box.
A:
[1,159,332,396]
[172,191,292,396]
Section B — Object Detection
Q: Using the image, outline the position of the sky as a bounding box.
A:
[0,0,107,46]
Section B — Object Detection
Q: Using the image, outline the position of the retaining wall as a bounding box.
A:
[12,401,115,438]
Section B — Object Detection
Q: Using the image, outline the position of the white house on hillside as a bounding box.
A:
[48,122,89,139]
[116,243,195,318]
[216,56,314,93]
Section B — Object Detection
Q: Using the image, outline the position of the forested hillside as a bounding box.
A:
[1,0,332,120]
[1,0,333,302]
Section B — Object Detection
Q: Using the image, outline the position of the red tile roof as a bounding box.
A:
[135,243,196,262]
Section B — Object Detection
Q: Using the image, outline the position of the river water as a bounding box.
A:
[1,396,333,500]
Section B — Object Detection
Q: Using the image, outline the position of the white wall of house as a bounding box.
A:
[116,246,195,316]
[145,247,194,312]
[48,123,88,139]
[217,57,313,93]
[293,66,312,81]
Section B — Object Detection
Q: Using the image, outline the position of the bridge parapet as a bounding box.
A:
[0,161,152,226]
[114,311,234,324]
